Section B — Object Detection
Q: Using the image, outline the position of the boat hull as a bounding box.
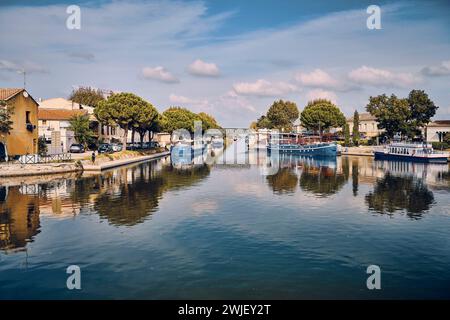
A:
[374,151,448,163]
[268,143,337,157]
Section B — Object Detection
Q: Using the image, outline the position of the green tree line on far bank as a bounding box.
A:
[68,88,221,148]
[250,89,440,144]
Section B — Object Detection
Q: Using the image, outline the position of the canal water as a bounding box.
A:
[1,145,449,299]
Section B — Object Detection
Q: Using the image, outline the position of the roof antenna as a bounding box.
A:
[17,69,26,89]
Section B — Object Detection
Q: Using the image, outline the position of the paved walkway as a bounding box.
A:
[82,151,170,171]
[0,162,81,177]
[341,146,374,156]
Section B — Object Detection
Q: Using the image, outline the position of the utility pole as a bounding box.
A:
[18,69,26,89]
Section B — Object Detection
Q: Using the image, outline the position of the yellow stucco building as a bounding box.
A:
[0,88,39,158]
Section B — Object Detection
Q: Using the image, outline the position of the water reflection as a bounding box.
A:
[86,161,211,226]
[266,168,298,194]
[363,160,449,219]
[0,157,211,249]
[365,173,435,219]
[0,186,40,252]
[0,153,448,251]
[265,155,348,197]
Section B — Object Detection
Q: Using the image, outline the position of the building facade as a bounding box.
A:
[38,97,152,145]
[38,108,89,153]
[426,120,450,142]
[0,88,39,159]
[346,113,383,138]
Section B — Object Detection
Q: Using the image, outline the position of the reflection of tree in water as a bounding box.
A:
[365,173,434,219]
[90,163,210,226]
[266,167,298,194]
[436,170,450,189]
[352,158,359,197]
[299,165,348,197]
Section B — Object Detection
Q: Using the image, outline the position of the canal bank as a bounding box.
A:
[0,162,81,178]
[82,150,170,171]
[0,150,171,178]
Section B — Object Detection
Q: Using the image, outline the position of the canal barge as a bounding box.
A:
[374,142,448,163]
[267,133,337,157]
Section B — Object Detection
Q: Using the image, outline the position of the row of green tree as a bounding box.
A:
[251,99,346,134]
[68,87,221,148]
[251,89,441,144]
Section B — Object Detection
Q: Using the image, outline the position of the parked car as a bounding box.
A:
[149,141,160,149]
[69,144,85,153]
[98,143,113,154]
[126,143,140,150]
[111,143,123,152]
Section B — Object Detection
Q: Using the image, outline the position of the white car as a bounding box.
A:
[111,143,123,152]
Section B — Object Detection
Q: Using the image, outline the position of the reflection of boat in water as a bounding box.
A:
[374,142,448,163]
[268,153,337,169]
[211,137,224,149]
[267,133,337,156]
[170,140,207,164]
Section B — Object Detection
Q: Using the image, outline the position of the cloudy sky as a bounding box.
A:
[0,0,449,127]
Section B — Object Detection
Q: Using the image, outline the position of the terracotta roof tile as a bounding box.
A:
[38,108,88,120]
[0,88,24,100]
[428,120,450,127]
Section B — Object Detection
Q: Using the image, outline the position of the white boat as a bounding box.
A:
[374,142,448,163]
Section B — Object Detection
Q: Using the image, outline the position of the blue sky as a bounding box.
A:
[1,0,449,127]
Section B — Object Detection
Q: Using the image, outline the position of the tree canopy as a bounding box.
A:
[343,123,350,147]
[300,99,346,134]
[0,100,14,137]
[132,101,160,146]
[95,93,155,146]
[68,114,94,148]
[160,107,221,133]
[407,90,438,137]
[198,112,221,130]
[266,100,299,131]
[352,110,360,145]
[69,87,106,108]
[366,90,437,139]
[161,107,199,133]
[253,100,299,130]
[255,115,272,129]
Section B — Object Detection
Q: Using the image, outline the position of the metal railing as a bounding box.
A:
[6,153,72,164]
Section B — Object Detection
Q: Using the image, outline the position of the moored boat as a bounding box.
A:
[267,133,337,157]
[374,142,448,163]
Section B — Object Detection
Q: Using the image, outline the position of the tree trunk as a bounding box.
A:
[131,129,135,145]
[122,125,128,149]
[139,132,145,149]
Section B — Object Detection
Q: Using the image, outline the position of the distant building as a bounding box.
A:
[293,119,305,133]
[426,120,450,142]
[155,132,171,148]
[39,97,151,145]
[346,113,383,138]
[0,88,39,159]
[38,108,88,152]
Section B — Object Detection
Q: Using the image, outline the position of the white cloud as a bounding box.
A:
[232,79,297,97]
[348,66,420,88]
[295,69,340,89]
[169,93,208,107]
[306,89,338,104]
[421,60,450,77]
[142,66,179,83]
[188,59,220,77]
[0,59,48,74]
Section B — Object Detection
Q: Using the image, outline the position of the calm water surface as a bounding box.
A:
[1,144,449,299]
